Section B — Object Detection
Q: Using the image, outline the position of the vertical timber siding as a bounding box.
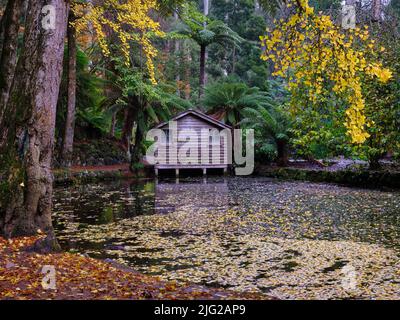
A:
[155,112,230,169]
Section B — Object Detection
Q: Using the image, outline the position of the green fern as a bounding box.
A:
[203,81,273,126]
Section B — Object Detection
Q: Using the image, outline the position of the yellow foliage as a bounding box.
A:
[260,0,392,144]
[72,0,165,84]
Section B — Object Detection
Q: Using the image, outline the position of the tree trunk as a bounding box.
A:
[0,9,4,48]
[174,11,180,96]
[0,0,23,122]
[276,140,288,167]
[184,40,191,100]
[0,0,68,238]
[199,44,206,100]
[121,107,135,150]
[198,0,209,101]
[105,58,118,137]
[203,0,209,17]
[127,95,142,172]
[175,39,181,95]
[130,123,144,172]
[61,13,77,167]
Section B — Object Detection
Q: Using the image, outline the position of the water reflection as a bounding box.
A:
[155,177,229,215]
[53,177,400,299]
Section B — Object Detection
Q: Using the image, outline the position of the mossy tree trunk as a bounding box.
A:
[61,12,77,167]
[0,0,23,122]
[0,0,68,238]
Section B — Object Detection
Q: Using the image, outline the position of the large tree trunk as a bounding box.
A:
[199,44,206,100]
[0,0,68,238]
[61,12,77,167]
[0,0,23,122]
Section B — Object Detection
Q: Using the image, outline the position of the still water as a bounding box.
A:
[53,177,400,299]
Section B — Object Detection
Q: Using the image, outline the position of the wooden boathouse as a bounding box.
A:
[152,109,232,176]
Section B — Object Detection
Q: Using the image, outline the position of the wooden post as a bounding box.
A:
[203,168,207,175]
[155,168,158,177]
[175,168,179,177]
[223,167,228,175]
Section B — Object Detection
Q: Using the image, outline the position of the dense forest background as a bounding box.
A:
[57,0,400,169]
[2,0,398,169]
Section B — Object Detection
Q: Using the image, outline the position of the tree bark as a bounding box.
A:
[0,0,23,122]
[0,0,68,238]
[61,12,77,167]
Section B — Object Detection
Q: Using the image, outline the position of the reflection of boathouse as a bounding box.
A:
[152,109,232,176]
[155,179,229,215]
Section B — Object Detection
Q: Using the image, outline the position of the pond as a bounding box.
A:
[53,177,400,299]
